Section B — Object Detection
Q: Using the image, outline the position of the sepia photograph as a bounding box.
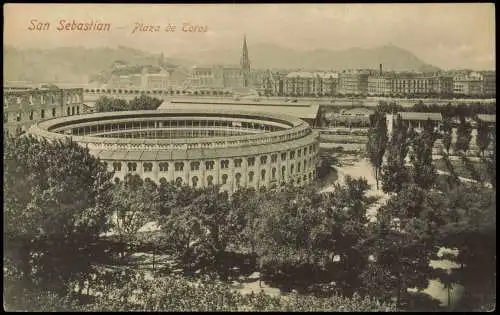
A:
[3,3,496,312]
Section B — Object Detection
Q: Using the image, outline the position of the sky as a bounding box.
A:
[3,3,496,70]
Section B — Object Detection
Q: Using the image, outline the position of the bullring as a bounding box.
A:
[28,109,319,192]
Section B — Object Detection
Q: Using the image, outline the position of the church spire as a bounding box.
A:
[241,34,251,88]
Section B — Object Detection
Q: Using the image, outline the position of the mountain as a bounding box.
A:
[3,45,191,84]
[171,43,440,72]
[3,44,440,84]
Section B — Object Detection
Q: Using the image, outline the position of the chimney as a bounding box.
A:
[379,64,383,76]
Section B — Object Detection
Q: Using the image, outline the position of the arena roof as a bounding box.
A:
[398,112,442,121]
[476,114,496,123]
[161,100,320,120]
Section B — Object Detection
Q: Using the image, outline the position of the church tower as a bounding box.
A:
[240,35,251,88]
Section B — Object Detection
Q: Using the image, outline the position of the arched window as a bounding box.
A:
[304,159,307,169]
[298,148,302,157]
[234,159,242,168]
[127,162,137,172]
[159,177,167,185]
[297,162,301,173]
[52,108,56,117]
[271,154,277,163]
[290,164,294,174]
[207,175,214,186]
[221,174,228,185]
[260,155,267,165]
[248,171,254,182]
[175,177,183,187]
[290,151,295,159]
[41,110,45,119]
[174,162,184,171]
[77,106,80,115]
[114,177,121,184]
[281,152,287,161]
[143,162,153,172]
[159,162,169,172]
[247,157,255,167]
[281,166,286,177]
[235,173,242,186]
[272,167,276,180]
[190,161,200,171]
[205,161,215,170]
[67,107,70,116]
[192,176,199,188]
[71,107,75,115]
[309,173,312,181]
[113,162,122,171]
[220,160,229,169]
[261,169,266,181]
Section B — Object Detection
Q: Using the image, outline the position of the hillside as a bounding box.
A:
[3,45,190,84]
[172,43,440,72]
[3,44,440,84]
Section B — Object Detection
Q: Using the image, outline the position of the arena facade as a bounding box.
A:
[28,109,319,192]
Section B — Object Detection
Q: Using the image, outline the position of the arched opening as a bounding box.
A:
[221,174,228,185]
[159,177,167,185]
[235,173,241,187]
[192,176,199,188]
[207,175,214,186]
[114,177,121,184]
[159,162,169,172]
[175,177,183,187]
[261,169,266,181]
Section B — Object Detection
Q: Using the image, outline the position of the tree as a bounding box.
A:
[455,117,472,153]
[441,115,453,154]
[434,184,496,311]
[110,174,157,259]
[380,116,411,193]
[362,184,444,307]
[476,121,491,157]
[128,94,163,110]
[158,185,244,279]
[366,110,388,189]
[408,119,438,189]
[4,135,114,296]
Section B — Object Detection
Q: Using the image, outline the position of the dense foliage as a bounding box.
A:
[4,135,114,295]
[4,126,495,311]
[94,94,163,112]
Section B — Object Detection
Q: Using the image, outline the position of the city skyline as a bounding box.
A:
[4,3,496,71]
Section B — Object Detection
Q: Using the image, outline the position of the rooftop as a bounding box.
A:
[160,100,320,120]
[398,112,443,121]
[476,114,496,123]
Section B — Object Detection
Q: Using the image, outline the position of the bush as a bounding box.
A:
[5,271,398,312]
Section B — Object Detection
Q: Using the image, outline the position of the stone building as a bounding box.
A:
[3,86,83,136]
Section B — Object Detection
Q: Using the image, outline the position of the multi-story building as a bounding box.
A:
[367,76,390,95]
[108,69,171,91]
[388,74,453,96]
[3,86,83,136]
[338,70,369,95]
[453,72,484,96]
[481,71,496,97]
[283,72,338,97]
